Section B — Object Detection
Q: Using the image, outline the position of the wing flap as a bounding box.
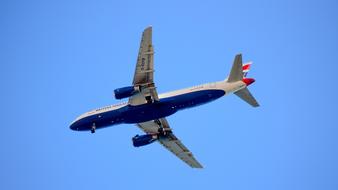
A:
[137,120,159,133]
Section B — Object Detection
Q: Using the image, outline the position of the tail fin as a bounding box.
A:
[228,54,243,82]
[227,54,253,81]
[227,54,259,107]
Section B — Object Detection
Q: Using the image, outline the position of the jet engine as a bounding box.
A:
[114,86,139,99]
[132,134,158,147]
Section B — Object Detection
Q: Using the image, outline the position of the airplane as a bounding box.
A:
[70,26,259,168]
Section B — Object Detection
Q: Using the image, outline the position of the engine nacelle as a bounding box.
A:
[132,134,158,147]
[114,86,139,99]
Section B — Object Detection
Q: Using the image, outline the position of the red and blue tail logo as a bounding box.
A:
[242,62,255,86]
[242,62,252,77]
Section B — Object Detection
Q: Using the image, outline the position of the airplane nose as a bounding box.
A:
[69,121,80,131]
[242,78,255,86]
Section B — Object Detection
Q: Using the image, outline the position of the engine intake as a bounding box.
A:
[132,134,158,147]
[114,86,139,99]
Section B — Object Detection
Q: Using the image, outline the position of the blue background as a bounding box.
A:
[1,0,338,189]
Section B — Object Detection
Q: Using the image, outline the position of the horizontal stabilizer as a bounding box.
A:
[234,87,259,107]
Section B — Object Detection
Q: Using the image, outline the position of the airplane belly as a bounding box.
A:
[122,103,176,124]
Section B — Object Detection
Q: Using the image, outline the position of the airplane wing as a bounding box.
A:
[129,26,159,105]
[137,118,203,168]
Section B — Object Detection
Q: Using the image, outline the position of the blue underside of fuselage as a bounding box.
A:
[70,89,225,131]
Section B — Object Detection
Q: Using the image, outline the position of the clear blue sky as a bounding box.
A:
[1,0,338,189]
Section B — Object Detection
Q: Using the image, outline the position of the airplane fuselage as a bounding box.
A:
[70,80,246,131]
[69,25,258,168]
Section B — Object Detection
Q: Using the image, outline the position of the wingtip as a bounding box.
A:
[143,26,152,34]
[190,163,203,169]
[145,25,152,30]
